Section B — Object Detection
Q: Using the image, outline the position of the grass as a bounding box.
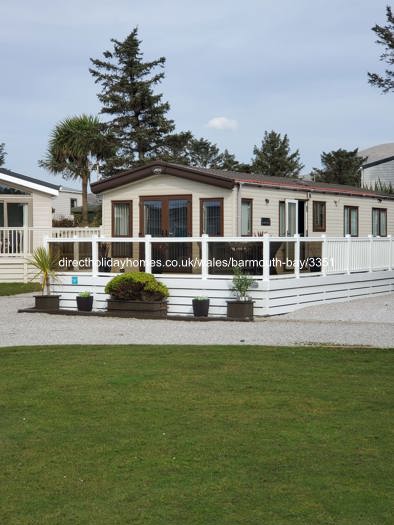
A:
[0,282,41,296]
[1,345,393,525]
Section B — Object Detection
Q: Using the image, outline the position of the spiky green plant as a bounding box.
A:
[231,267,256,301]
[29,247,60,295]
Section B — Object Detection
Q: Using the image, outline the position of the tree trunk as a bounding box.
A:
[81,174,89,226]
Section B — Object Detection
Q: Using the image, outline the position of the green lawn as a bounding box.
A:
[1,345,393,525]
[0,282,40,296]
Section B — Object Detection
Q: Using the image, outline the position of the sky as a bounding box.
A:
[0,0,393,188]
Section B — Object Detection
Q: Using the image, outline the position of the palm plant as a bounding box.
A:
[39,115,113,225]
[29,247,60,295]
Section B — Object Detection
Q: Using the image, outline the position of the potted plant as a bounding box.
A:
[77,291,94,312]
[192,296,210,318]
[99,243,112,273]
[105,272,169,319]
[29,246,61,311]
[226,267,256,321]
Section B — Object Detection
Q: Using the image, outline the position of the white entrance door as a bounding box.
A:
[285,200,298,237]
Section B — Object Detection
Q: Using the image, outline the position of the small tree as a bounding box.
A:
[368,6,394,93]
[29,247,60,295]
[0,143,6,166]
[251,131,303,178]
[312,148,366,186]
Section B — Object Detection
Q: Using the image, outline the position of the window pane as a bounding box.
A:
[169,199,188,237]
[313,201,325,231]
[344,207,349,235]
[114,203,130,236]
[380,210,387,237]
[279,201,285,236]
[372,209,379,236]
[241,200,252,236]
[7,203,26,227]
[0,202,4,227]
[144,201,162,236]
[203,200,222,236]
[350,208,358,236]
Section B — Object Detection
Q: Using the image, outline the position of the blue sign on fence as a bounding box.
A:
[71,276,78,285]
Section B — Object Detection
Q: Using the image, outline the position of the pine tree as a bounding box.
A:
[89,28,174,174]
[368,6,394,93]
[187,138,222,168]
[251,131,303,178]
[311,149,366,187]
[0,143,6,166]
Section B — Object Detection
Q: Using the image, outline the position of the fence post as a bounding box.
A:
[22,225,28,255]
[389,235,393,271]
[294,234,300,278]
[145,234,152,274]
[263,234,270,281]
[91,235,98,277]
[346,234,351,275]
[201,234,209,280]
[368,234,373,272]
[321,234,327,276]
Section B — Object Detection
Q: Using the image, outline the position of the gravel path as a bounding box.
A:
[0,293,393,348]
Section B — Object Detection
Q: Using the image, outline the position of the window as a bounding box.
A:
[372,208,387,237]
[200,198,223,236]
[241,199,252,236]
[344,206,358,237]
[112,201,132,237]
[111,201,132,257]
[313,201,326,232]
[279,201,286,236]
[70,198,78,212]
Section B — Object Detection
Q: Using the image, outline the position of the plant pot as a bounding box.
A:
[76,296,93,312]
[192,298,210,317]
[34,295,60,312]
[107,299,167,319]
[226,300,254,321]
[308,257,322,272]
[99,257,112,273]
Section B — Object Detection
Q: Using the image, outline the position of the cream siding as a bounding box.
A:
[99,173,394,238]
[240,185,394,237]
[32,192,54,229]
[101,174,235,237]
[53,190,82,219]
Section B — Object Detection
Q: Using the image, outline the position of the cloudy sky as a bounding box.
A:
[0,0,392,187]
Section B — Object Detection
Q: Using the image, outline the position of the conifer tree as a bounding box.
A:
[311,149,366,186]
[0,143,6,166]
[251,131,303,178]
[368,6,394,93]
[90,28,174,173]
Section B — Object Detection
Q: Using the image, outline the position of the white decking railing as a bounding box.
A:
[42,233,394,279]
[0,227,102,256]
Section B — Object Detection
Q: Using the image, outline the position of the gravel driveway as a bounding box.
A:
[0,293,393,348]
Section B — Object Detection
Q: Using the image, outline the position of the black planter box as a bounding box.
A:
[107,299,167,319]
[77,296,93,312]
[226,300,254,321]
[192,299,210,317]
[33,295,60,312]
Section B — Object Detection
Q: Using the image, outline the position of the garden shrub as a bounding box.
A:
[104,273,169,301]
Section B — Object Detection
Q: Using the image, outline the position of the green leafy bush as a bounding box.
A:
[104,273,169,301]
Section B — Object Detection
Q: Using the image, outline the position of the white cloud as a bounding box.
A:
[207,116,238,131]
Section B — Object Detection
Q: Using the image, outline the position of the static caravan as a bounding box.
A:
[91,160,394,240]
